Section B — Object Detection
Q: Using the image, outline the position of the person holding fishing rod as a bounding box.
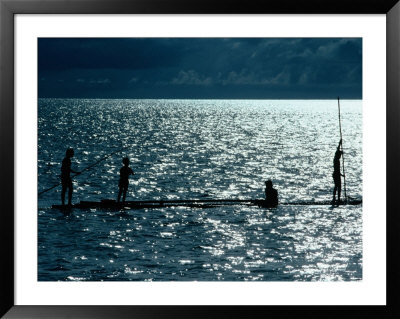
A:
[61,148,81,206]
[39,146,130,200]
[332,139,345,205]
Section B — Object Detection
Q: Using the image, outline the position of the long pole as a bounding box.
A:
[337,97,347,201]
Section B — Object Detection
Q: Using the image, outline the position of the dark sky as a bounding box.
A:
[38,38,362,99]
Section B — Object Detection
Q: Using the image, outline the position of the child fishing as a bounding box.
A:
[117,157,134,203]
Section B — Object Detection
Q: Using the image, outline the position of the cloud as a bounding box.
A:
[170,70,213,86]
[89,78,110,84]
[316,39,361,61]
[221,69,290,86]
[75,78,110,84]
[38,38,362,99]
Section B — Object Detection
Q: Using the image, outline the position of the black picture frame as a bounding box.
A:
[1,0,399,318]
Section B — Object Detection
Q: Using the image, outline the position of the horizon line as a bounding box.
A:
[38,97,363,100]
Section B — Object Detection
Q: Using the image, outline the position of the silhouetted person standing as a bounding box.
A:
[61,148,79,206]
[117,157,134,203]
[265,180,278,207]
[332,139,344,204]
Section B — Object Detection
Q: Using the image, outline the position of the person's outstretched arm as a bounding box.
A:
[337,139,342,150]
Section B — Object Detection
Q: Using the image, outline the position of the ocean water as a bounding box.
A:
[38,99,362,281]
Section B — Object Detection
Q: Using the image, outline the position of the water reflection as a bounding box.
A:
[38,99,362,281]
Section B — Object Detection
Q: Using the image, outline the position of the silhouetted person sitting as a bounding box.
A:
[61,148,80,206]
[117,157,134,203]
[264,180,278,207]
[332,139,344,204]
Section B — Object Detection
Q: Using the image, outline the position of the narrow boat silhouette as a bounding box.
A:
[51,198,362,210]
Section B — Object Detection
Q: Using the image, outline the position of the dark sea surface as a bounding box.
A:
[38,99,362,281]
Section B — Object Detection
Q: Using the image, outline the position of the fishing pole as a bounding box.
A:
[337,97,347,202]
[38,147,129,196]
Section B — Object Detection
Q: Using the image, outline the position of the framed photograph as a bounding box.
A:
[1,0,399,318]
